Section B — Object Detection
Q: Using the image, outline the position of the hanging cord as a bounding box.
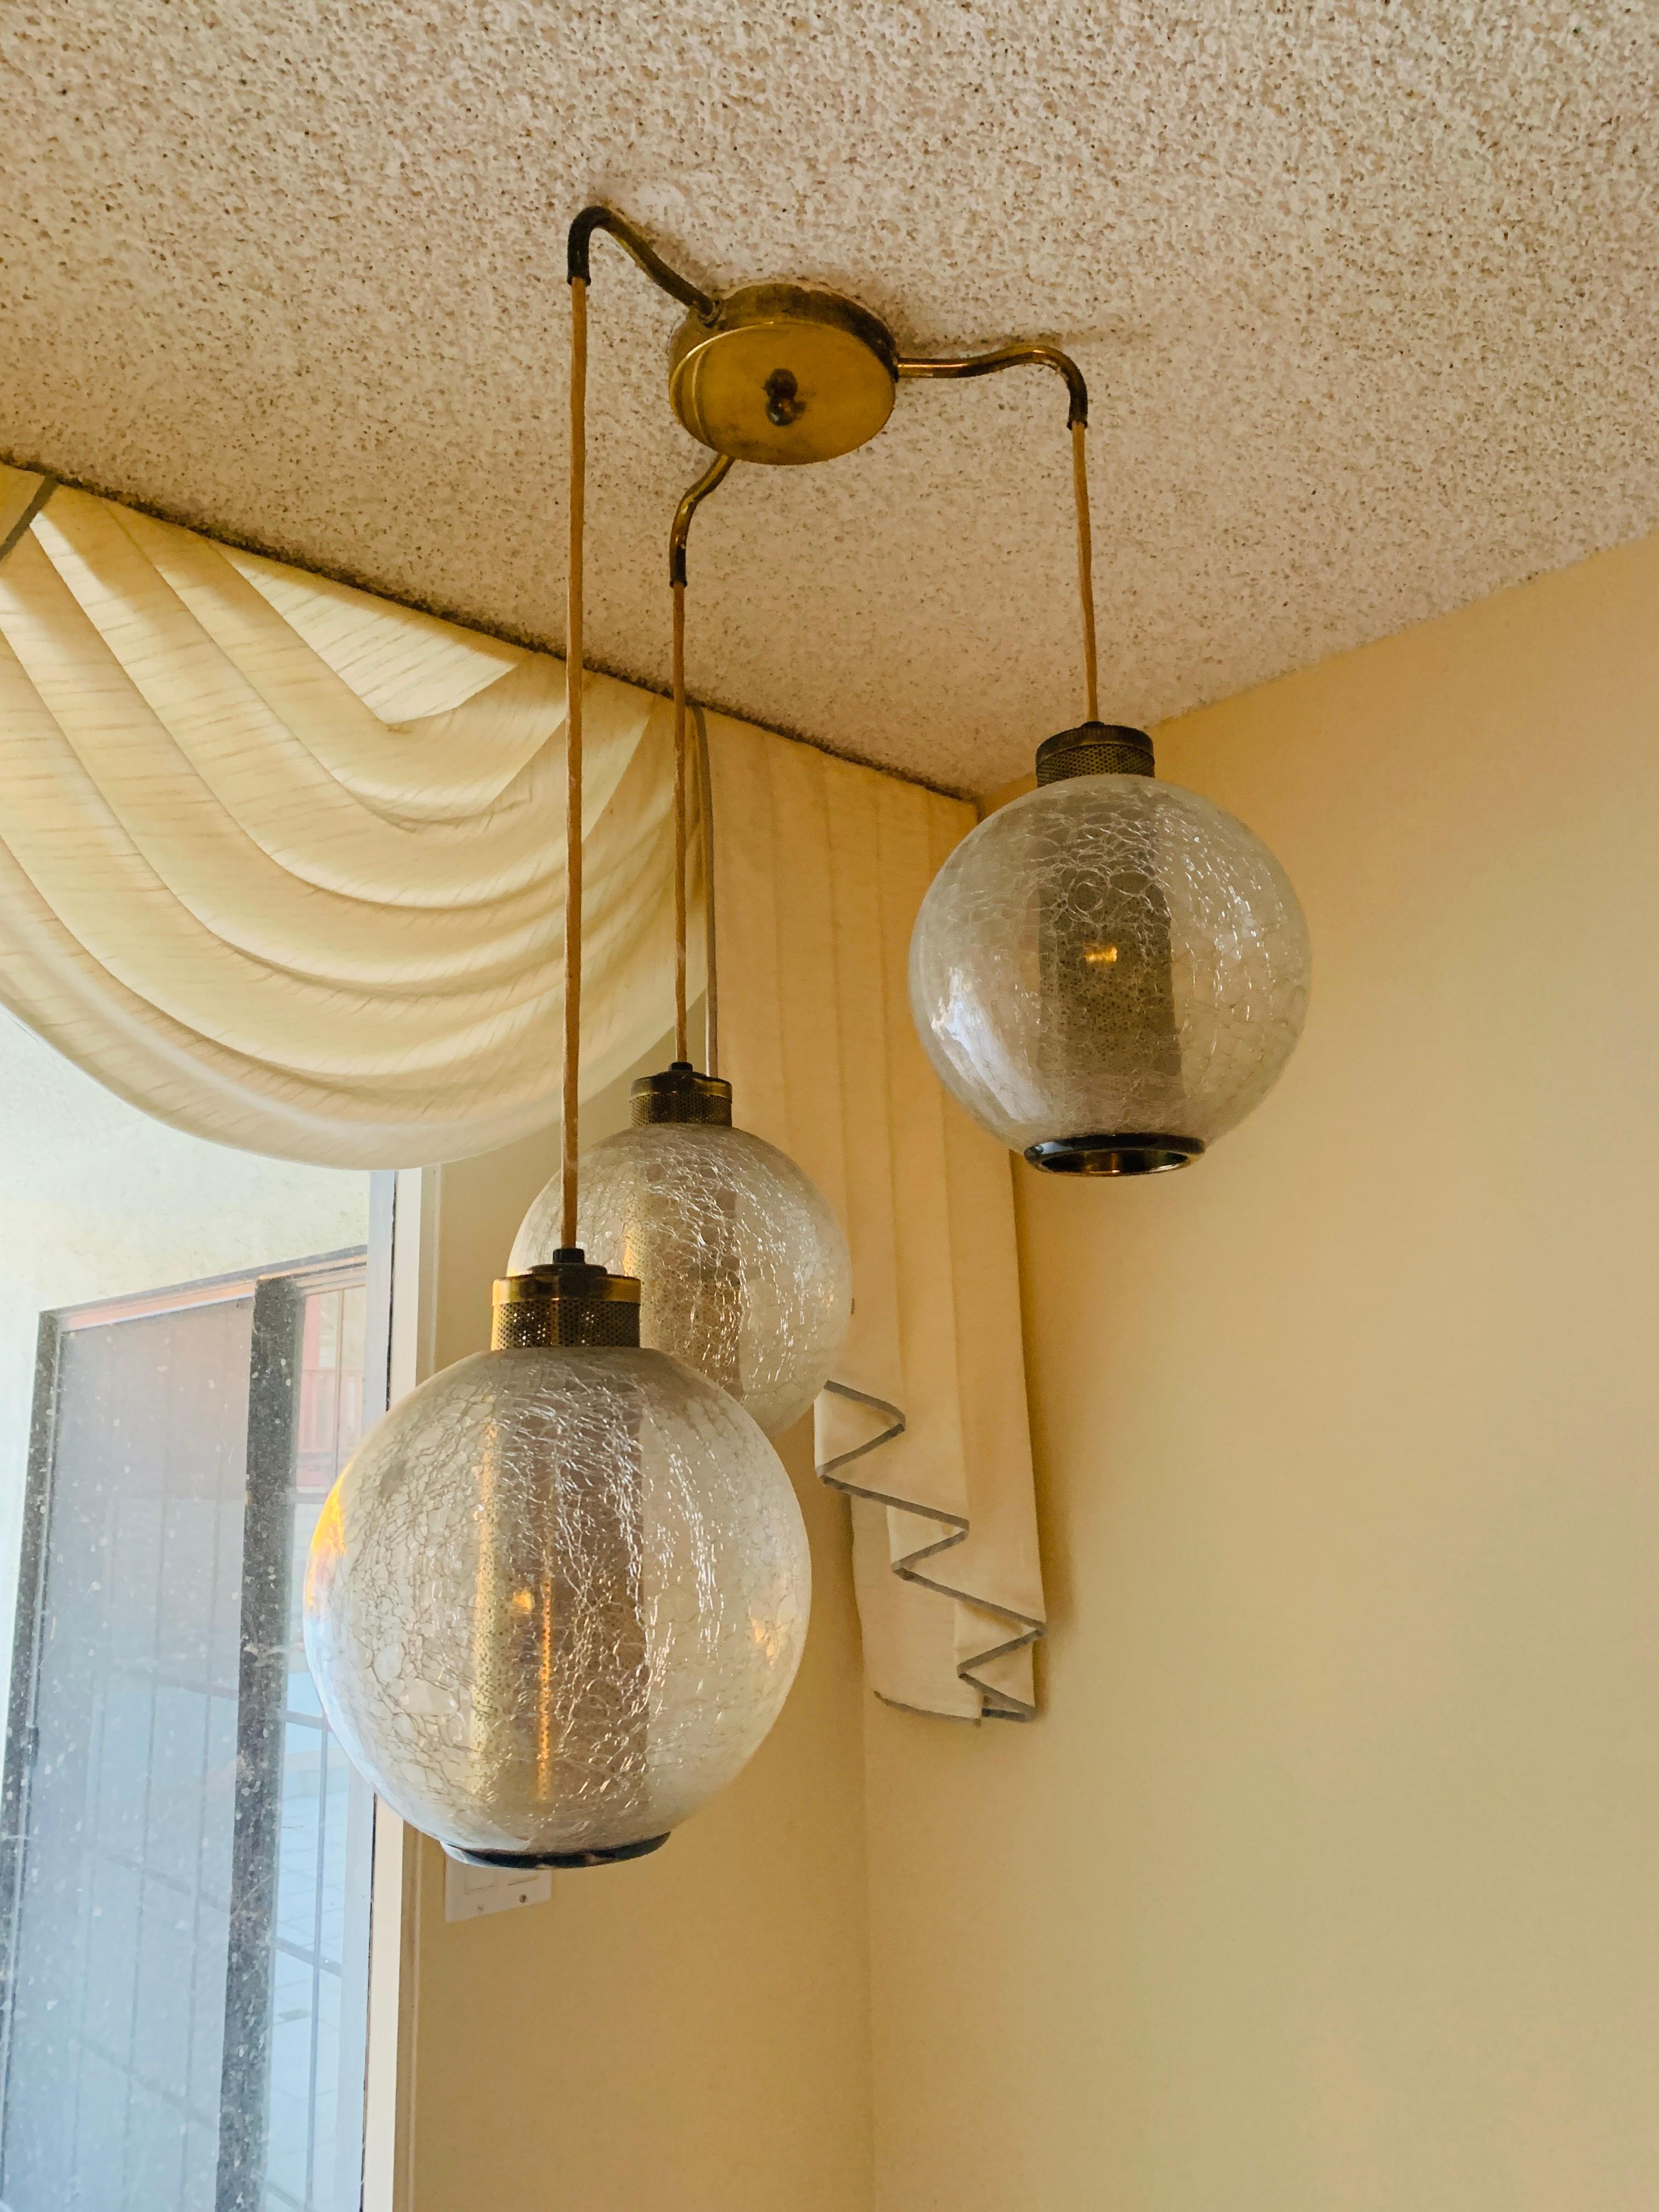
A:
[1071,421,1099,724]
[693,703,720,1080]
[667,453,733,1071]
[671,578,690,1063]
[560,274,588,1250]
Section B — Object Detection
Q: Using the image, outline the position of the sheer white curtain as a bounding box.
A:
[0,464,1045,1719]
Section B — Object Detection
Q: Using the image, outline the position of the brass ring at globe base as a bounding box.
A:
[445,1834,670,1871]
[1024,1134,1204,1176]
[669,283,900,465]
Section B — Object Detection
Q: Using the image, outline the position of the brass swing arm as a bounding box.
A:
[562,210,738,578]
[666,452,736,1067]
[895,342,1088,429]
[567,206,718,321]
[669,454,735,584]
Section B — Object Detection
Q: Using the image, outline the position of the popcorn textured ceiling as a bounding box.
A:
[2,2,1655,794]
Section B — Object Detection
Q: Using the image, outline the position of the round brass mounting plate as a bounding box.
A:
[669,283,898,465]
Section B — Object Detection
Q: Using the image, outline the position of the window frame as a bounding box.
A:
[0,1160,421,2212]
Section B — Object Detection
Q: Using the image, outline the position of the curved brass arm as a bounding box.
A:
[566,205,719,321]
[667,453,736,1062]
[900,341,1097,714]
[896,342,1088,428]
[669,453,735,585]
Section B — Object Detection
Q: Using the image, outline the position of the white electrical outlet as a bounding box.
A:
[443,1854,552,1923]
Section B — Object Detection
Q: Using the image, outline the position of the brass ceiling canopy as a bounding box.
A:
[566,204,1091,486]
[668,283,900,466]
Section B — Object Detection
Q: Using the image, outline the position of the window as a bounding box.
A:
[0,1011,383,2211]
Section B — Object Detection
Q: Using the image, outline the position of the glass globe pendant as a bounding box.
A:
[304,1256,810,1866]
[910,722,1310,1172]
[512,1064,851,1436]
[304,243,815,1869]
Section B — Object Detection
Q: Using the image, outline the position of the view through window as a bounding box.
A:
[0,1011,382,2212]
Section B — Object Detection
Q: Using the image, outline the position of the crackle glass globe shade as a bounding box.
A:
[910,774,1310,1169]
[303,1345,810,1863]
[512,1130,851,1436]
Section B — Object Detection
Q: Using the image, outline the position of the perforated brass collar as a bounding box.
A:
[1035,723,1156,784]
[631,1062,734,1127]
[491,1252,641,1349]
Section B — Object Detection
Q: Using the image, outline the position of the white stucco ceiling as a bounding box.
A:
[2,2,1654,793]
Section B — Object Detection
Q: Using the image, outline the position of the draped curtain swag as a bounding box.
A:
[0,463,1045,1720]
[0,466,685,1165]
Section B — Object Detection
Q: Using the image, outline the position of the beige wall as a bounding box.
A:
[400,533,1659,2210]
[403,1051,875,2212]
[862,531,1659,2210]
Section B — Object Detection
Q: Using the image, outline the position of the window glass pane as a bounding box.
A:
[0,1009,380,2212]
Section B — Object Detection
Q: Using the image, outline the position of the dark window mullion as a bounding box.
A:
[303,1288,345,2211]
[215,1278,302,2212]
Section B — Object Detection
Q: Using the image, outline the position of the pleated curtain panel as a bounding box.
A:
[0,461,1045,1720]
